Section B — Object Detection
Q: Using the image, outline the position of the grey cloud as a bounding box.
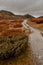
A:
[0,0,43,16]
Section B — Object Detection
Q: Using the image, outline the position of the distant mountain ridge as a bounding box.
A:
[0,10,15,16]
[0,10,35,20]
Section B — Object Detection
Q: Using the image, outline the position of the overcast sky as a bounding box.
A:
[0,0,43,16]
